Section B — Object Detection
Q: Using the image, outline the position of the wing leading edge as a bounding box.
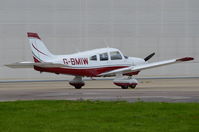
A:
[99,57,194,76]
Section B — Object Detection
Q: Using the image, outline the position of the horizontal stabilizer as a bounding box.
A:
[5,62,66,68]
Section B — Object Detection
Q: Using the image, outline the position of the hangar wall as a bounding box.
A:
[0,0,198,80]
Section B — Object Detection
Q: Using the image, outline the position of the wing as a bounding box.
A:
[5,61,66,68]
[99,57,194,76]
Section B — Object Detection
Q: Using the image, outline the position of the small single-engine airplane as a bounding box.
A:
[6,32,194,89]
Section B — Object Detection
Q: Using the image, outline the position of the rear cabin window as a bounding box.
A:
[89,55,97,61]
[110,51,122,60]
[100,53,108,61]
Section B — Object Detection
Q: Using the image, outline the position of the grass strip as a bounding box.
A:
[0,100,198,132]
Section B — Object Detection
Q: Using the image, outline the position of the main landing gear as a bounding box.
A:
[113,77,138,89]
[69,76,137,89]
[69,76,85,89]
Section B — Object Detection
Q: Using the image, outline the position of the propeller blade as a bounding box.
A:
[144,52,155,61]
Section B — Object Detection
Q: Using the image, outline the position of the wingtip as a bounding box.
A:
[4,64,9,67]
[4,63,15,68]
[176,57,194,62]
[27,32,41,39]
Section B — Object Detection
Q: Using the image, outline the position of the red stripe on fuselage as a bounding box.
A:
[33,66,139,77]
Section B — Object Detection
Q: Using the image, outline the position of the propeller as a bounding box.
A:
[144,52,155,61]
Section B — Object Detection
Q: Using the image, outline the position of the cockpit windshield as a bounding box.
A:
[110,51,122,60]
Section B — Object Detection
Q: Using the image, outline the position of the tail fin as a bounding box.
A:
[27,32,54,63]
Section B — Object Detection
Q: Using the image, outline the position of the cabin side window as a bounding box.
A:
[100,53,108,61]
[89,55,97,61]
[110,51,122,60]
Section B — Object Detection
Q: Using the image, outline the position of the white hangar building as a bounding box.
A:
[0,0,198,80]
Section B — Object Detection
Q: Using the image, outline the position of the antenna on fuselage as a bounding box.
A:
[103,40,109,48]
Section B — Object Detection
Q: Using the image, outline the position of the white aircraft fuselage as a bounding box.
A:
[34,47,144,77]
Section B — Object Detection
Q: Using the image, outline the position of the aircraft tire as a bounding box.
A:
[121,86,128,89]
[75,86,82,89]
[129,85,136,89]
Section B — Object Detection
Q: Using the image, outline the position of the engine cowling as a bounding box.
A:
[113,78,138,89]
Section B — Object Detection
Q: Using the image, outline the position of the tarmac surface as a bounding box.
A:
[0,78,199,102]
